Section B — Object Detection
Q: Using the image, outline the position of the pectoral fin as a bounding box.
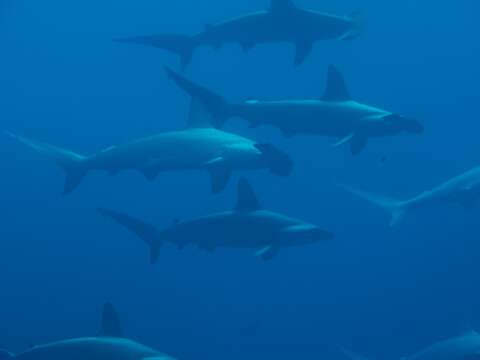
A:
[205,157,231,194]
[333,133,355,147]
[350,135,367,155]
[254,245,280,261]
[294,41,313,66]
[332,133,367,155]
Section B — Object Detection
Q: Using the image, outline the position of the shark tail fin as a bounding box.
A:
[165,66,229,128]
[98,302,124,338]
[0,350,13,360]
[114,34,195,69]
[97,208,163,264]
[6,131,88,194]
[335,182,407,226]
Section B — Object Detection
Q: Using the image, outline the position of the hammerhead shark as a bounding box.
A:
[6,100,292,194]
[337,164,480,226]
[165,65,424,155]
[0,303,175,360]
[98,177,334,262]
[115,0,363,68]
[341,328,480,360]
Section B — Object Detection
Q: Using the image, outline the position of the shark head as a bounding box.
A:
[381,113,424,134]
[255,143,293,177]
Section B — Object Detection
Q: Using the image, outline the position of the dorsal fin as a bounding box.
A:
[322,65,351,101]
[98,302,123,338]
[235,178,261,212]
[270,0,296,13]
[187,97,214,128]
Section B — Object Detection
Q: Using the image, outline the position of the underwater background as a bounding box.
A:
[1,0,480,359]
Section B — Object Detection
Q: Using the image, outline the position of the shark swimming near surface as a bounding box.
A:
[6,99,292,194]
[115,0,363,68]
[98,177,334,262]
[164,65,424,155]
[336,164,480,226]
[341,328,480,360]
[0,302,175,360]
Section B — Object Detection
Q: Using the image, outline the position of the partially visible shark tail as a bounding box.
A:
[0,350,13,360]
[97,208,163,264]
[335,182,407,226]
[339,347,372,360]
[6,132,88,194]
[114,34,196,69]
[165,66,230,128]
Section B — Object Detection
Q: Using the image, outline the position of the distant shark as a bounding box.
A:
[115,0,363,68]
[336,164,480,226]
[341,328,480,360]
[98,177,334,262]
[6,100,292,194]
[164,65,424,155]
[0,302,175,360]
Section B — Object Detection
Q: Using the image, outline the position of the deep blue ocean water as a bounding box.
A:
[1,0,480,359]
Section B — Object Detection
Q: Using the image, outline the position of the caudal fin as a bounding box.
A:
[6,132,88,194]
[165,66,229,128]
[115,34,195,69]
[97,208,163,264]
[335,182,407,226]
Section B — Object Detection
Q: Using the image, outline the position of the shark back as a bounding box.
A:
[408,332,480,360]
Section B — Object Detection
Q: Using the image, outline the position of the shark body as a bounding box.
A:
[165,65,423,155]
[0,303,174,360]
[99,178,333,262]
[7,100,292,194]
[337,165,480,226]
[115,0,362,68]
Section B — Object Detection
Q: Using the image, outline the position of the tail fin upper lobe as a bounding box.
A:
[165,67,230,128]
[114,34,195,69]
[6,132,88,194]
[335,182,407,226]
[98,208,163,264]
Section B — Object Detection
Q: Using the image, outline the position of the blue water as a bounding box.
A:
[1,0,479,359]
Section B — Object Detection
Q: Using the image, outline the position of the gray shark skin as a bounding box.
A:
[0,303,175,360]
[341,329,480,360]
[165,65,423,155]
[6,100,292,194]
[98,177,334,262]
[115,0,363,68]
[336,165,480,226]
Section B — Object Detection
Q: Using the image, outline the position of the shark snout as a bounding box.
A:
[399,115,424,134]
[255,143,293,177]
[384,114,424,134]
